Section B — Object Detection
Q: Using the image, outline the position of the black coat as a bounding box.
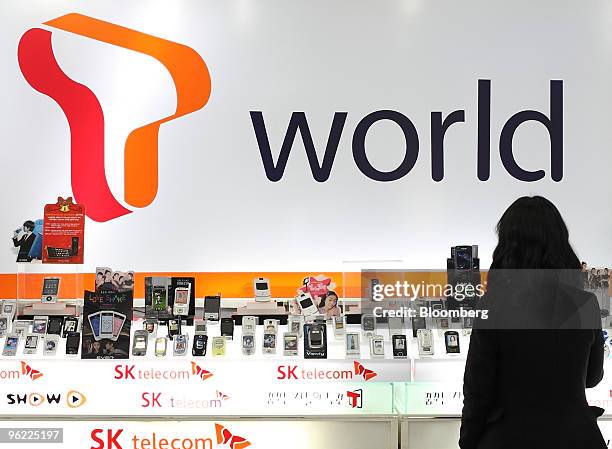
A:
[460,274,605,449]
[12,233,36,262]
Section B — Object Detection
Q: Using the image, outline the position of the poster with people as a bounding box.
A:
[288,274,342,319]
[81,289,132,360]
[11,218,43,262]
[95,267,135,293]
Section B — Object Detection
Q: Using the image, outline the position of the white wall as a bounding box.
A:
[1,0,611,273]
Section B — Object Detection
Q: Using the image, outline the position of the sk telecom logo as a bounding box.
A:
[191,361,214,381]
[18,13,211,222]
[215,424,251,449]
[354,361,377,381]
[20,361,43,381]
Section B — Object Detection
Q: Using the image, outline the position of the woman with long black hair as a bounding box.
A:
[460,196,605,449]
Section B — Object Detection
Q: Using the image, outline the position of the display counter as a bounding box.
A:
[2,267,612,449]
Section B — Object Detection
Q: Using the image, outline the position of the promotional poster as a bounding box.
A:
[81,290,132,359]
[42,197,85,264]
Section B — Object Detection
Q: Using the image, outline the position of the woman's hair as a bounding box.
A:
[491,196,580,270]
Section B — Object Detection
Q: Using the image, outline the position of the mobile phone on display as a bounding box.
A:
[41,277,61,303]
[32,316,48,335]
[263,319,277,354]
[444,330,460,354]
[392,334,408,358]
[296,291,318,316]
[173,335,188,356]
[43,335,59,356]
[173,287,190,316]
[132,330,149,356]
[13,321,31,338]
[65,332,80,355]
[370,335,385,358]
[437,317,449,337]
[345,333,360,357]
[0,317,8,337]
[411,316,426,338]
[242,334,255,355]
[212,336,226,357]
[287,315,303,338]
[3,334,19,356]
[221,318,234,341]
[194,319,207,335]
[454,246,473,271]
[263,319,277,333]
[242,316,257,335]
[155,337,167,357]
[388,317,404,337]
[283,333,299,356]
[204,296,221,321]
[254,277,271,302]
[417,329,434,356]
[47,316,64,336]
[143,319,158,336]
[304,322,327,359]
[370,278,380,301]
[333,315,346,340]
[192,334,208,356]
[361,314,376,337]
[23,334,40,355]
[167,319,181,339]
[62,317,79,338]
[2,300,16,321]
[263,332,277,354]
[152,287,168,312]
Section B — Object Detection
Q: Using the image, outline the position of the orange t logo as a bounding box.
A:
[18,13,212,222]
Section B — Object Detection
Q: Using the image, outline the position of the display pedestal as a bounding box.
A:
[16,263,83,319]
[233,301,288,323]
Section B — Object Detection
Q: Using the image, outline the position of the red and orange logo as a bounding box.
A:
[354,361,377,381]
[191,361,213,381]
[20,361,43,381]
[18,13,212,222]
[215,424,251,449]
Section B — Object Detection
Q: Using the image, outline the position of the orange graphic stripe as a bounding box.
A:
[44,13,212,208]
[0,271,468,300]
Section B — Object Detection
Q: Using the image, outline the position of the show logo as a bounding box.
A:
[6,390,86,408]
[18,13,212,222]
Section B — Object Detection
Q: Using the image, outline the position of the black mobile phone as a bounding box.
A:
[220,318,234,340]
[62,317,79,338]
[47,316,64,335]
[392,334,408,358]
[454,246,473,271]
[192,334,208,356]
[444,331,460,354]
[66,332,81,355]
[304,322,327,359]
[205,296,221,321]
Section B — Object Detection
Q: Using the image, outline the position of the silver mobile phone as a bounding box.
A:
[132,330,148,356]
